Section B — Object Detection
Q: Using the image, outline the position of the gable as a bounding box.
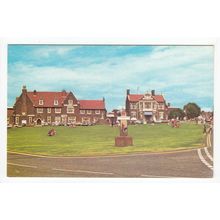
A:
[63,92,78,105]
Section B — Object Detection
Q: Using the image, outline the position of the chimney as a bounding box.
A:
[61,89,66,97]
[167,103,171,107]
[22,85,27,94]
[151,90,155,96]
[33,89,37,96]
[103,97,105,102]
[21,85,27,114]
[126,89,130,95]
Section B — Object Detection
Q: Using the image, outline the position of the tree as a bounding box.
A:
[183,103,201,119]
[168,108,185,120]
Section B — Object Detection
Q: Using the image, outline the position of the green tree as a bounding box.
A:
[183,103,201,119]
[168,108,185,120]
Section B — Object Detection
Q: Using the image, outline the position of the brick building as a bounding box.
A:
[9,86,107,126]
[126,89,169,123]
[7,107,14,127]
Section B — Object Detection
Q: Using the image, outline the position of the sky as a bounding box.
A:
[8,45,214,112]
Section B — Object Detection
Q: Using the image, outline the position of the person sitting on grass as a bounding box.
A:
[171,118,180,128]
[48,128,56,136]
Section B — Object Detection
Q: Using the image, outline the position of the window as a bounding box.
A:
[55,116,61,124]
[95,110,100,114]
[144,102,151,109]
[87,110,92,114]
[47,116,51,123]
[130,103,136,109]
[82,117,90,123]
[62,116,67,124]
[139,102,143,109]
[55,108,61,113]
[80,110,85,114]
[15,117,19,125]
[159,112,164,119]
[29,117,32,124]
[101,112,104,119]
[131,111,136,117]
[68,116,76,123]
[67,106,74,113]
[39,100,44,105]
[68,100,73,105]
[37,108,43,113]
[54,100,58,105]
[159,103,164,109]
[47,108,51,113]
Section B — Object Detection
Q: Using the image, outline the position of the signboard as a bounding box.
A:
[117,116,130,120]
[144,112,153,116]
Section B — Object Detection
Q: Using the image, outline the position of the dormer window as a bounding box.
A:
[54,100,58,105]
[39,100,44,105]
[68,100,73,105]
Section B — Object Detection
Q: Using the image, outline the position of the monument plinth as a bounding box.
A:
[115,110,133,147]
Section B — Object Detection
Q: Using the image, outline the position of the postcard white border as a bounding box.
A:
[0,38,219,183]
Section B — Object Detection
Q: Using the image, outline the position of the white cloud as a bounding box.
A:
[32,46,79,58]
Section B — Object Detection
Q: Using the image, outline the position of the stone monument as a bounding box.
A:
[115,109,133,147]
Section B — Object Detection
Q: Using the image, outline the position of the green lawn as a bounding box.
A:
[7,123,204,156]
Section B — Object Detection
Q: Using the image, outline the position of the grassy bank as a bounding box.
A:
[7,123,204,156]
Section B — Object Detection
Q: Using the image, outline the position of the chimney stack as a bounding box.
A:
[61,89,66,96]
[22,85,27,94]
[151,90,155,96]
[126,89,130,95]
[103,97,105,102]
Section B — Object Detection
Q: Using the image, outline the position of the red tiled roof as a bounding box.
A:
[127,94,144,102]
[128,94,165,103]
[152,95,165,103]
[27,91,69,107]
[79,100,106,110]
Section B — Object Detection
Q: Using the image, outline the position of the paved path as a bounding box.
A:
[7,147,213,178]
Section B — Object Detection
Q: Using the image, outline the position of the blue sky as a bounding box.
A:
[8,45,214,111]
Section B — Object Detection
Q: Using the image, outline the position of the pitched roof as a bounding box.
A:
[27,91,69,107]
[152,95,165,103]
[127,94,144,102]
[79,100,106,110]
[128,94,165,103]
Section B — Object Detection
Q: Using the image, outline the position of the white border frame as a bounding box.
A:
[0,38,219,183]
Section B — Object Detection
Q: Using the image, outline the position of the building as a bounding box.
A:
[9,86,107,126]
[125,89,168,123]
[7,107,14,127]
[106,109,121,125]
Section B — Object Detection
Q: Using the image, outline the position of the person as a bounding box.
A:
[171,118,175,128]
[48,128,56,136]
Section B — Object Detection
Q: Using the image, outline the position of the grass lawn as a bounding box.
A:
[7,123,204,156]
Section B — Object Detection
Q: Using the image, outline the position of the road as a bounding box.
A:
[7,147,213,178]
